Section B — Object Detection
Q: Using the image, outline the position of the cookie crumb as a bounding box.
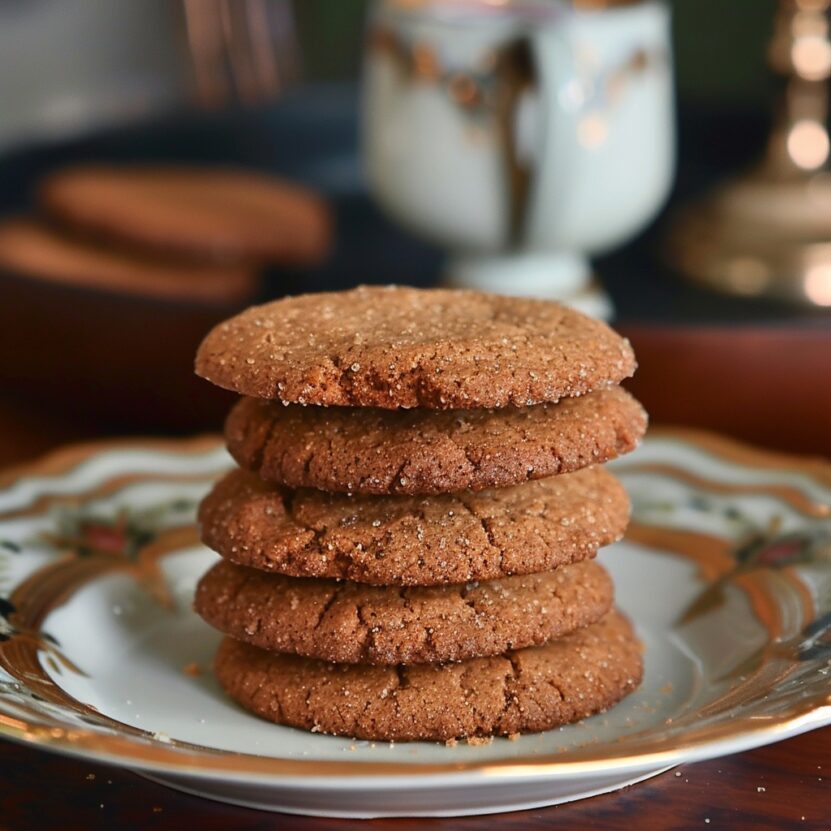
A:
[445,737,458,747]
[466,736,493,746]
[507,732,521,741]
[182,662,201,676]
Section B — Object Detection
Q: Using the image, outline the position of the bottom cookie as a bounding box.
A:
[214,610,643,742]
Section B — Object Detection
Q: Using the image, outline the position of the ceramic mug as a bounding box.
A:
[362,0,674,311]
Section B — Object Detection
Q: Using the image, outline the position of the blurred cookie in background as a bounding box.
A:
[0,163,332,433]
[39,165,332,266]
[0,218,260,304]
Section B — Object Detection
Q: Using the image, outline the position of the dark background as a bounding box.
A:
[0,0,827,455]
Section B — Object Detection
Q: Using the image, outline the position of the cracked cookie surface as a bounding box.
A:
[195,559,613,664]
[195,285,636,409]
[198,466,629,585]
[213,609,642,741]
[225,386,647,496]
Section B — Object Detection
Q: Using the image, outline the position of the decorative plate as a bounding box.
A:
[0,430,829,818]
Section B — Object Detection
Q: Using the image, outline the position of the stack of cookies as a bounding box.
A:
[193,286,648,742]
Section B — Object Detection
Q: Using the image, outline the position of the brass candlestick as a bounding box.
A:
[667,0,831,306]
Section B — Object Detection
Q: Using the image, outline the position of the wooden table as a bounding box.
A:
[1,727,827,830]
[0,323,829,830]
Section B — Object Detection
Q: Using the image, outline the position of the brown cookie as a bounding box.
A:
[213,610,643,741]
[0,219,259,303]
[39,165,331,265]
[195,285,636,409]
[225,386,647,495]
[198,466,629,585]
[195,558,613,665]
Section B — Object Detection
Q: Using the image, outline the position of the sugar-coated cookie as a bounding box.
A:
[214,610,643,742]
[195,285,636,408]
[225,386,647,495]
[199,466,629,585]
[195,559,613,664]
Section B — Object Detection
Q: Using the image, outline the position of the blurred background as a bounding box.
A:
[0,0,828,461]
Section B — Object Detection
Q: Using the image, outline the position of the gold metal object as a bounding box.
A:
[667,0,831,306]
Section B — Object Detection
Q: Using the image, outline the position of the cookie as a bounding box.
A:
[198,466,629,585]
[39,165,331,265]
[195,285,636,409]
[214,610,643,741]
[0,219,259,303]
[195,558,613,665]
[225,386,647,495]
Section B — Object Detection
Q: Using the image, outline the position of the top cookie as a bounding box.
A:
[39,165,331,266]
[195,285,636,409]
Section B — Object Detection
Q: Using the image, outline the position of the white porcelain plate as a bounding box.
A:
[0,430,829,817]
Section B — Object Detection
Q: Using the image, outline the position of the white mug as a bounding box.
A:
[362,0,674,314]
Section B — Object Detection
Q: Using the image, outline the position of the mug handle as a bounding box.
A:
[521,18,581,250]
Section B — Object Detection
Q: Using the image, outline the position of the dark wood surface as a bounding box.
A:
[0,726,828,830]
[0,323,830,829]
[620,323,831,458]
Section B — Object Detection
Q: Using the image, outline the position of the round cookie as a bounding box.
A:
[0,218,259,303]
[39,165,331,265]
[198,466,629,585]
[195,559,613,665]
[225,386,647,495]
[195,285,636,409]
[214,610,643,742]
